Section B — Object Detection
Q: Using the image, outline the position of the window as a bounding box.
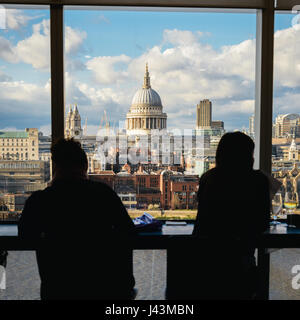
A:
[63,6,256,217]
[0,1,292,301]
[0,5,51,221]
[270,9,300,300]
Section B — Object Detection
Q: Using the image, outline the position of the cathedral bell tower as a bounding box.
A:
[65,104,83,139]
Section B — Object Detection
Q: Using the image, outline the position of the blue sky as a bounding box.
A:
[0,7,299,135]
[65,10,257,55]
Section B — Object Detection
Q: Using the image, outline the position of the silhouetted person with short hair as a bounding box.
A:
[192,132,270,299]
[19,138,135,300]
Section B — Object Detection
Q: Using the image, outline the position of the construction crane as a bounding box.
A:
[84,117,88,136]
[98,110,110,137]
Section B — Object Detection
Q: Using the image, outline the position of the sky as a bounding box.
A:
[0,7,299,135]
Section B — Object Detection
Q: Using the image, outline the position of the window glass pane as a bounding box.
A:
[0,5,50,301]
[0,5,51,224]
[64,7,256,222]
[271,10,300,300]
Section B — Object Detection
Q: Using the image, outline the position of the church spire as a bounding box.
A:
[143,63,151,89]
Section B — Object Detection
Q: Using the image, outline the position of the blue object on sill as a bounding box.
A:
[133,212,163,232]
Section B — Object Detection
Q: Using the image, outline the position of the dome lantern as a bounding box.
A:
[143,63,151,89]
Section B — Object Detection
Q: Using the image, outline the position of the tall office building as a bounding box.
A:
[211,121,224,130]
[274,114,300,138]
[196,99,212,129]
[249,114,255,137]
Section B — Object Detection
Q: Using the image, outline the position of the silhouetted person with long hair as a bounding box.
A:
[192,132,270,299]
[19,138,135,300]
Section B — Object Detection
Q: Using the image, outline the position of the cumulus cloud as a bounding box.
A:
[0,69,12,82]
[274,92,300,115]
[2,23,300,133]
[0,79,51,131]
[86,55,131,84]
[15,19,50,70]
[65,71,130,124]
[0,80,50,107]
[5,9,40,30]
[163,29,200,46]
[65,26,87,55]
[125,28,256,127]
[0,19,87,71]
[63,28,258,131]
[274,26,300,88]
[0,36,18,63]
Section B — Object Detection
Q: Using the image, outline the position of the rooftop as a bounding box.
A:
[0,131,28,139]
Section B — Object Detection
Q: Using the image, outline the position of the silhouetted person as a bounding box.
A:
[192,132,270,299]
[18,138,135,300]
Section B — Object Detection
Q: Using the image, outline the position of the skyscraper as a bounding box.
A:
[196,99,212,129]
[249,114,255,137]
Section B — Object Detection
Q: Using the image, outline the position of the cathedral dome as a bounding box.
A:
[131,87,162,107]
[126,63,167,135]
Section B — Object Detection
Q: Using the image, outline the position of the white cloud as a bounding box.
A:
[214,99,255,116]
[274,26,300,88]
[5,9,39,30]
[86,55,131,85]
[127,29,255,114]
[163,29,200,46]
[65,26,87,55]
[0,19,87,71]
[0,69,12,81]
[66,28,258,131]
[213,39,256,81]
[0,80,50,113]
[0,36,18,63]
[15,19,50,70]
[2,24,300,132]
[39,124,51,135]
[274,92,300,115]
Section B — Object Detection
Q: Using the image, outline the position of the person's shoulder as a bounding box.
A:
[199,167,218,181]
[252,169,268,180]
[86,179,116,194]
[251,169,269,187]
[26,189,45,202]
[23,188,52,209]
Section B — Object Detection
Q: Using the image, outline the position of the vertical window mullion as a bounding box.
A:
[255,0,275,301]
[254,0,275,174]
[50,4,65,145]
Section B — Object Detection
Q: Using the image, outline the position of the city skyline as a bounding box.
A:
[0,8,299,135]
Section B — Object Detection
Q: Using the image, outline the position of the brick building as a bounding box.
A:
[89,165,198,209]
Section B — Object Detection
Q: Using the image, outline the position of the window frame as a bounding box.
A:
[0,0,278,300]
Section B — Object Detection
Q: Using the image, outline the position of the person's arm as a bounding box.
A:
[251,171,270,235]
[109,188,135,236]
[18,191,43,239]
[258,173,271,233]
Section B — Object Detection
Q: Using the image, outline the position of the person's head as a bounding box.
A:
[51,138,88,179]
[215,132,255,171]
